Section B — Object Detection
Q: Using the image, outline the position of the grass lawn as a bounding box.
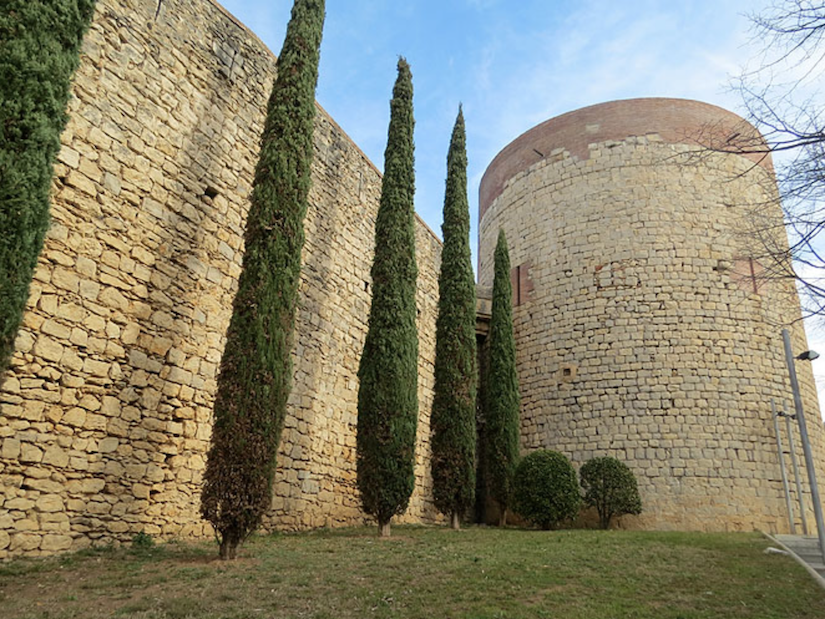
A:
[1,526,823,618]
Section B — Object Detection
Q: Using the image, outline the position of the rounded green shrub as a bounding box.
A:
[513,450,580,530]
[580,456,642,529]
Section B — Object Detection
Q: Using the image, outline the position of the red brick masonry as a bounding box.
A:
[479,98,772,221]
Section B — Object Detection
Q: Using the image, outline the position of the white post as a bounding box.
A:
[784,400,810,536]
[772,399,796,533]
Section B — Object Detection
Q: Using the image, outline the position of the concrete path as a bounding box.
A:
[771,534,825,588]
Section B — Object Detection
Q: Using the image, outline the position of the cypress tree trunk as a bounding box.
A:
[200,0,325,560]
[486,230,520,524]
[450,511,461,531]
[357,59,418,537]
[0,0,97,377]
[431,108,477,531]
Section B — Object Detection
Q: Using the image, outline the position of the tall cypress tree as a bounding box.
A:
[0,0,97,377]
[357,58,418,538]
[486,230,520,526]
[200,0,325,560]
[431,107,477,530]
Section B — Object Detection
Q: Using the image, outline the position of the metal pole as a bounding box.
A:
[782,328,825,562]
[772,399,796,533]
[785,400,810,536]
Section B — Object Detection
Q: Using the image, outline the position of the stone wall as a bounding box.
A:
[478,99,825,533]
[0,0,442,558]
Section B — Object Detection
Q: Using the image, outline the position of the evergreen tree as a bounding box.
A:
[357,58,418,538]
[200,0,325,560]
[431,107,477,530]
[485,230,521,526]
[0,0,97,377]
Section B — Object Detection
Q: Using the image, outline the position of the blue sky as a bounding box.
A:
[216,0,825,413]
[217,0,759,245]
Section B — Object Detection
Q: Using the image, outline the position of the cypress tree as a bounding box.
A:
[431,107,477,530]
[200,0,325,560]
[357,58,418,538]
[0,0,97,377]
[485,230,520,526]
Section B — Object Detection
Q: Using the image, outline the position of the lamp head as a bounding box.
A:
[796,350,820,362]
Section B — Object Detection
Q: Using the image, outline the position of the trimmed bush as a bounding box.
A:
[0,0,97,376]
[513,450,580,530]
[356,58,418,538]
[200,0,325,561]
[580,456,642,529]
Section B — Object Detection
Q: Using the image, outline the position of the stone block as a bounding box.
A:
[10,533,41,552]
[52,267,81,292]
[84,414,107,431]
[80,479,106,494]
[40,534,73,552]
[83,359,111,378]
[19,444,43,464]
[36,495,64,513]
[41,320,72,340]
[33,336,64,363]
[98,438,119,453]
[28,479,64,494]
[13,518,38,532]
[99,287,128,310]
[2,438,21,459]
[6,497,35,510]
[42,445,69,468]
[62,408,86,427]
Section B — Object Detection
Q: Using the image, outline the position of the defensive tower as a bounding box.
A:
[478,98,825,531]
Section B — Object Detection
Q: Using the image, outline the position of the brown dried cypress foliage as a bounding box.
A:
[200,0,325,560]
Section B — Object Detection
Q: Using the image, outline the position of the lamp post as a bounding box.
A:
[772,398,796,533]
[781,328,825,564]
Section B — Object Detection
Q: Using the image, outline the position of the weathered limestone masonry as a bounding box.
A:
[0,0,443,558]
[478,98,825,532]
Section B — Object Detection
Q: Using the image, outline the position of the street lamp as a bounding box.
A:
[797,350,820,362]
[782,329,825,564]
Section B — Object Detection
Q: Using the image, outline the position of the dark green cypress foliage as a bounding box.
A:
[486,230,521,525]
[357,58,418,538]
[200,0,325,560]
[431,107,477,530]
[0,0,97,377]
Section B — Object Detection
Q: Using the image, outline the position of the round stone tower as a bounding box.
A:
[478,98,825,532]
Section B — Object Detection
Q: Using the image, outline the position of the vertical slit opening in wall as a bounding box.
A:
[155,0,164,20]
[749,257,758,294]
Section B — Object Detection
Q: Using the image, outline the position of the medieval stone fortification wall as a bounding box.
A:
[3,2,822,560]
[478,98,825,532]
[0,0,443,558]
